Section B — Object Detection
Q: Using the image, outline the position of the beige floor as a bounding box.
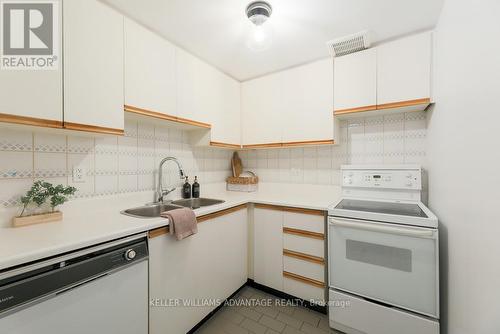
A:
[194,286,342,334]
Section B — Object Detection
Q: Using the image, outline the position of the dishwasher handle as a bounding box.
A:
[329,218,436,238]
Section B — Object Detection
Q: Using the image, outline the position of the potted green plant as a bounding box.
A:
[13,181,77,227]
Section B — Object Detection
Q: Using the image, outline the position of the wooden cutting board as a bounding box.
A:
[231,152,243,177]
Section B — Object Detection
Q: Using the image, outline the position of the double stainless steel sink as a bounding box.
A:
[121,198,225,219]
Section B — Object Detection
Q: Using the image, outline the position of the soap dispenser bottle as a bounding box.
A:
[182,176,191,199]
[192,176,200,198]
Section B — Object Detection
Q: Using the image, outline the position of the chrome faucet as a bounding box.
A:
[156,157,185,203]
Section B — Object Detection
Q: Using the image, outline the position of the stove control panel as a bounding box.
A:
[342,168,421,190]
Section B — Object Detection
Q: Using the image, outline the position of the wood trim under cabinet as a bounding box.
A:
[283,249,325,265]
[254,203,325,216]
[210,141,242,149]
[197,204,247,223]
[0,113,63,129]
[149,226,169,238]
[148,204,247,238]
[242,140,335,149]
[242,142,283,149]
[124,105,211,129]
[333,104,377,115]
[64,122,124,135]
[283,227,325,240]
[376,98,431,110]
[283,271,325,288]
[281,139,334,147]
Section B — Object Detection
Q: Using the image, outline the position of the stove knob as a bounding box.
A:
[125,249,137,261]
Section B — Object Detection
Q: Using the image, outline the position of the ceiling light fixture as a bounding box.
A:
[246,1,273,52]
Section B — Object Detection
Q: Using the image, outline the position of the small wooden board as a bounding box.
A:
[12,211,62,227]
[231,152,243,177]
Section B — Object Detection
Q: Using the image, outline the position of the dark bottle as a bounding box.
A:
[182,176,191,199]
[192,176,200,198]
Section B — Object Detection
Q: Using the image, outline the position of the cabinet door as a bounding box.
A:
[0,0,62,126]
[377,32,432,105]
[254,207,283,290]
[149,208,247,334]
[241,73,283,146]
[176,48,215,124]
[210,71,241,146]
[63,0,124,132]
[282,58,334,143]
[334,48,377,112]
[124,18,176,116]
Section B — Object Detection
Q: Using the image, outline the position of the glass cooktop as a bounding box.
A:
[335,199,428,218]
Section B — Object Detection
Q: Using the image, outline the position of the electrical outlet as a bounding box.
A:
[73,167,86,183]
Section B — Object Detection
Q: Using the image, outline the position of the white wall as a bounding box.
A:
[428,0,500,333]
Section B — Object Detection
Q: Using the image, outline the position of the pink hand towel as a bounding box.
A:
[160,207,198,240]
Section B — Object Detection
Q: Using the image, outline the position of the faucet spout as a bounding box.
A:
[156,157,185,203]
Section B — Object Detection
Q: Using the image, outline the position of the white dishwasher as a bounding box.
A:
[0,234,149,334]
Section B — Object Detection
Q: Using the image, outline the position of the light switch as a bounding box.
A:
[73,167,86,183]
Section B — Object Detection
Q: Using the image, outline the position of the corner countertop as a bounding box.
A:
[0,183,340,271]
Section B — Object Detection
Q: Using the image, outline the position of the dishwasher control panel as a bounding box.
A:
[0,236,148,316]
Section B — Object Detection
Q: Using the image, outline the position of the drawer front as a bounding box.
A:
[329,289,439,334]
[283,211,324,233]
[283,234,324,258]
[283,256,325,283]
[284,276,325,303]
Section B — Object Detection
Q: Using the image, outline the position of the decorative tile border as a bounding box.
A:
[0,170,33,179]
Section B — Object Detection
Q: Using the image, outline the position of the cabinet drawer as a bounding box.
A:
[329,289,439,334]
[283,275,325,303]
[283,256,325,283]
[283,234,324,258]
[283,211,324,233]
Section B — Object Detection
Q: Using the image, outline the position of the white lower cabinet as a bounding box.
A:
[253,207,284,291]
[284,277,325,303]
[148,208,248,334]
[283,256,324,282]
[283,233,324,258]
[253,205,326,304]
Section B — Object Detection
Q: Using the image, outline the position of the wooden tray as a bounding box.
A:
[12,211,62,227]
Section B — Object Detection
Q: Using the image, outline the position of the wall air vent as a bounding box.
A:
[326,31,371,57]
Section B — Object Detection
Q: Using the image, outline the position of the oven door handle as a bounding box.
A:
[329,219,436,238]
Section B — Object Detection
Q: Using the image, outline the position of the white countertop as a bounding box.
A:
[0,182,340,271]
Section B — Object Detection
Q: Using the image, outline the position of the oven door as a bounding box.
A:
[328,217,439,318]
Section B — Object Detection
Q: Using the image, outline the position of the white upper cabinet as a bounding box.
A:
[176,48,214,124]
[334,32,433,116]
[334,48,377,112]
[0,0,62,126]
[282,58,334,143]
[377,31,432,106]
[124,18,176,116]
[63,0,124,132]
[209,71,241,145]
[241,72,284,146]
[242,59,334,146]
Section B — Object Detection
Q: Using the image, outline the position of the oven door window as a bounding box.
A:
[346,240,412,272]
[329,218,438,318]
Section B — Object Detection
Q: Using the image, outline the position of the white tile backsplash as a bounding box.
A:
[0,119,233,207]
[240,111,428,185]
